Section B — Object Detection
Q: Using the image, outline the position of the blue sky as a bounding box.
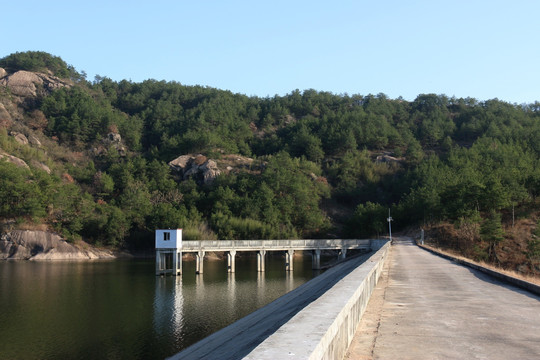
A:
[2,0,539,103]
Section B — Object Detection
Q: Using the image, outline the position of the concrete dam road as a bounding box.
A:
[347,238,540,360]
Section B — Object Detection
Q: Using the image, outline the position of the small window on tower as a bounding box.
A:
[164,232,170,241]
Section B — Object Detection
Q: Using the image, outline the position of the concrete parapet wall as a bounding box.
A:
[244,241,390,360]
[369,238,388,251]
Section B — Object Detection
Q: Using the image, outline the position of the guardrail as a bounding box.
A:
[181,239,371,251]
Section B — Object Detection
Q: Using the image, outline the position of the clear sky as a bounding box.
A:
[2,0,539,103]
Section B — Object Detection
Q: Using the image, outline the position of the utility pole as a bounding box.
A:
[387,208,393,242]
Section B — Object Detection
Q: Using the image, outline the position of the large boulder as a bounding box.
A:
[0,70,71,98]
[0,103,12,128]
[107,132,122,143]
[0,67,7,79]
[30,160,51,174]
[91,132,127,157]
[0,70,43,97]
[0,230,115,260]
[10,131,29,145]
[168,155,193,172]
[199,159,220,184]
[28,134,42,147]
[0,152,29,169]
[168,153,260,185]
[168,154,221,185]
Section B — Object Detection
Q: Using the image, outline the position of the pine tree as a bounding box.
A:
[480,210,504,262]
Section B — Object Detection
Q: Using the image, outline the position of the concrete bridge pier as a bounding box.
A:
[312,249,321,270]
[257,250,266,272]
[339,248,347,261]
[285,250,294,271]
[173,250,182,275]
[196,250,205,274]
[155,250,182,275]
[227,250,236,273]
[155,251,163,274]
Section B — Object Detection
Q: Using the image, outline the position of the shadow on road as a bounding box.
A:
[465,267,540,301]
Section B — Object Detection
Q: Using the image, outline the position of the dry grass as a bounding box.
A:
[5,221,49,232]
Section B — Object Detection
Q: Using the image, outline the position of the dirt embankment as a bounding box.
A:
[1,230,115,260]
[425,218,540,276]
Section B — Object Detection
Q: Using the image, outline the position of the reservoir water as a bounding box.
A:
[0,253,320,359]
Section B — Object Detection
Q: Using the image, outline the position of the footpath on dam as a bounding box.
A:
[346,237,540,360]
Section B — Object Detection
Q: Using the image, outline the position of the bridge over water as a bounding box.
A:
[156,238,377,275]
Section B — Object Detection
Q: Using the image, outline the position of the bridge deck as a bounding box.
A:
[180,239,371,252]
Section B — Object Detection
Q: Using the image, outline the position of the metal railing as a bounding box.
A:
[180,239,371,252]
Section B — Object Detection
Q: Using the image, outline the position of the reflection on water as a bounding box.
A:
[153,277,184,341]
[0,252,320,359]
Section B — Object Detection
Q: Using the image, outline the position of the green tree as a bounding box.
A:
[0,161,45,218]
[347,202,387,238]
[0,51,81,79]
[118,180,151,228]
[260,152,330,236]
[480,210,505,262]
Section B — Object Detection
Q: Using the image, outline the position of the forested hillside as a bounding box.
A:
[1,51,539,273]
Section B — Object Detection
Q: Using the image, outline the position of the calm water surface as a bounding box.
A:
[0,253,321,359]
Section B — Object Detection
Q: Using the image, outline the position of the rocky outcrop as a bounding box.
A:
[30,159,51,174]
[375,153,402,164]
[10,131,28,145]
[0,67,7,79]
[169,155,193,171]
[169,154,221,184]
[0,103,12,128]
[168,153,261,184]
[91,132,127,157]
[0,152,29,169]
[0,70,71,98]
[0,230,115,260]
[107,132,122,143]
[28,134,42,146]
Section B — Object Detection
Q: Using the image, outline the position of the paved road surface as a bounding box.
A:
[346,238,540,360]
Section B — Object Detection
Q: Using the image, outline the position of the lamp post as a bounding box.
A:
[387,209,393,242]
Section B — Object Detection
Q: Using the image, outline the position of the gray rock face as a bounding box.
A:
[375,153,401,163]
[10,131,29,145]
[30,160,51,174]
[0,230,115,260]
[28,134,42,146]
[0,70,71,98]
[107,132,122,143]
[92,132,127,156]
[0,152,29,169]
[0,103,12,127]
[168,154,222,184]
[200,159,220,184]
[168,155,193,171]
